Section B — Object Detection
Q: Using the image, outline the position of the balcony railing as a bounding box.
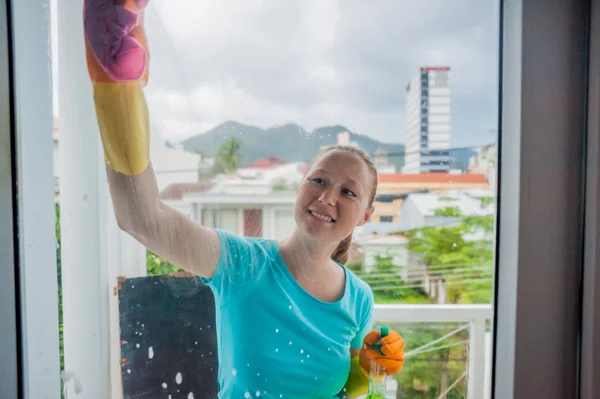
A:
[371,304,493,399]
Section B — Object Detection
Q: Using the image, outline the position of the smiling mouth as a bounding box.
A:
[308,210,336,223]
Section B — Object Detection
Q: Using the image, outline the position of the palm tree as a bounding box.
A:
[214,137,244,173]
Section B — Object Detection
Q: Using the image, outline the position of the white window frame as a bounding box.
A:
[3,0,61,397]
[0,0,19,396]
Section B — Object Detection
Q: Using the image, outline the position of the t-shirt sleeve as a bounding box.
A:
[351,285,375,349]
[200,229,268,305]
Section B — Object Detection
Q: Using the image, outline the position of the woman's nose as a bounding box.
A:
[318,190,337,206]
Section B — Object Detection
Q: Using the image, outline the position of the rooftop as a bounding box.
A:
[378,173,489,184]
[405,192,495,217]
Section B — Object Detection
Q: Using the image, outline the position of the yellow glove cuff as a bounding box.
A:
[93,81,150,176]
[341,355,369,398]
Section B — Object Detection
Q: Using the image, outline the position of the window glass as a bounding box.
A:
[52,1,500,397]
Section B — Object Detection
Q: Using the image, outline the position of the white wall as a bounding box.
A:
[195,203,296,239]
[150,129,201,191]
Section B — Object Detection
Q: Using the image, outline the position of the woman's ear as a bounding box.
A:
[357,206,375,227]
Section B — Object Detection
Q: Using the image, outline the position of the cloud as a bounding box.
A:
[143,0,500,145]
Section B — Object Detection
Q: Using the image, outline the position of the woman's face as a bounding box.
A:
[294,150,374,243]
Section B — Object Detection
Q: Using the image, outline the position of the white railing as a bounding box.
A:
[373,304,493,399]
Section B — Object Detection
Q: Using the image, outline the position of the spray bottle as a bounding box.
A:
[365,326,389,399]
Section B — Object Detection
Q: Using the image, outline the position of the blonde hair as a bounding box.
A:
[303,145,378,264]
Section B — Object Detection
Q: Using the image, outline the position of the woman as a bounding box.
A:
[83,0,404,397]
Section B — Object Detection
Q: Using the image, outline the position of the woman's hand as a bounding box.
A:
[359,329,405,375]
[84,0,149,83]
[84,0,151,176]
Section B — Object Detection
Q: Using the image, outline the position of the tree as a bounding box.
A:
[354,255,433,304]
[146,250,181,275]
[406,204,495,304]
[214,137,244,174]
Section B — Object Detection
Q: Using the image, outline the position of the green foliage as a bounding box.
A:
[392,323,468,399]
[214,136,244,174]
[55,203,64,372]
[478,196,494,208]
[356,255,432,304]
[272,179,300,192]
[407,205,495,304]
[146,250,181,275]
[437,196,457,202]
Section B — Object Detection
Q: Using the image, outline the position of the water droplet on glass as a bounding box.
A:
[275,328,279,333]
[255,391,261,397]
[148,347,154,359]
[300,349,304,354]
[289,341,292,345]
[162,382,167,389]
[244,393,251,398]
[188,393,195,399]
[136,343,140,349]
[275,348,279,352]
[232,369,237,376]
[175,372,183,385]
[127,369,131,374]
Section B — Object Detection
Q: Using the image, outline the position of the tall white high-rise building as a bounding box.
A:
[403,66,452,173]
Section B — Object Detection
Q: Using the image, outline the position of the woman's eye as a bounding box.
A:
[312,178,324,184]
[344,189,357,197]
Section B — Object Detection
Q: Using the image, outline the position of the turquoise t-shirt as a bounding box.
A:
[200,229,374,399]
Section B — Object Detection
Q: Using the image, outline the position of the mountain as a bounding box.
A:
[181,121,405,169]
[181,121,474,171]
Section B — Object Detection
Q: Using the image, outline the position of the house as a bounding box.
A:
[188,191,297,239]
[150,127,207,191]
[160,158,306,240]
[469,142,497,190]
[400,191,494,230]
[372,172,490,223]
[52,117,207,196]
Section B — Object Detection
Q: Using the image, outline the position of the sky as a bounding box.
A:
[52,0,500,146]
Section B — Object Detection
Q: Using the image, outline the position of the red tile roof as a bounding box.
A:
[159,182,214,200]
[248,157,286,169]
[377,173,488,184]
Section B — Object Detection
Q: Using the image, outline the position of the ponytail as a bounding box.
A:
[331,233,353,264]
